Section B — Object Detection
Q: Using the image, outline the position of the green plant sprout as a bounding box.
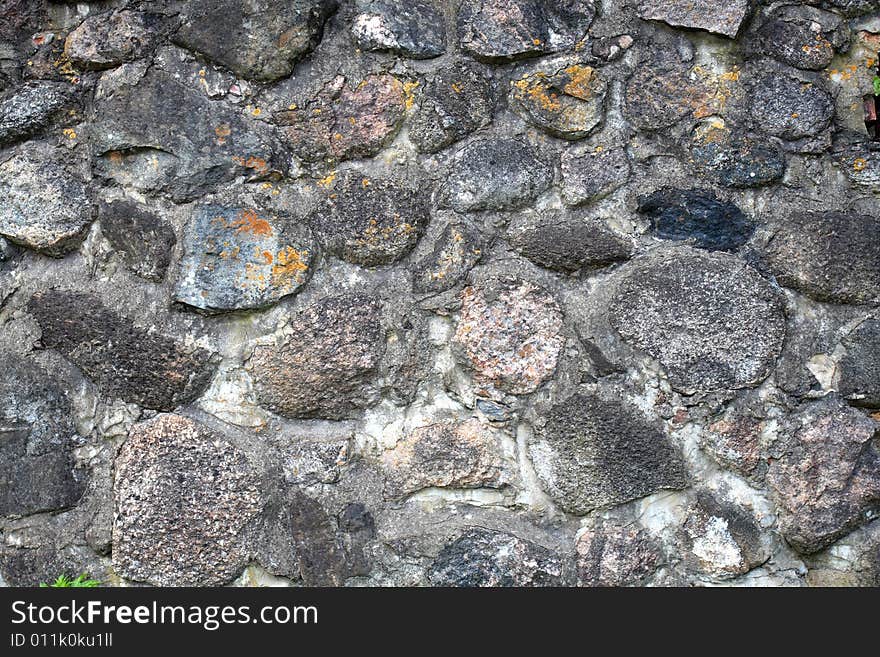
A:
[873,75,880,96]
[39,574,100,588]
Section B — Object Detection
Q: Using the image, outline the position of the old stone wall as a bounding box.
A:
[1,0,879,587]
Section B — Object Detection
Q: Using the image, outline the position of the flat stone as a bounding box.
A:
[609,248,786,393]
[576,520,665,586]
[529,394,688,514]
[767,400,880,554]
[64,10,163,70]
[308,172,430,267]
[636,0,752,38]
[443,138,552,212]
[172,0,338,82]
[0,81,77,146]
[276,74,407,163]
[412,221,484,293]
[28,290,218,411]
[248,294,385,419]
[839,319,880,409]
[752,6,848,71]
[561,145,631,205]
[174,205,315,313]
[638,188,755,252]
[457,0,595,63]
[452,278,564,396]
[428,528,564,586]
[0,142,93,256]
[690,123,786,188]
[381,419,516,499]
[761,212,880,305]
[748,72,833,141]
[0,355,86,516]
[352,0,446,59]
[409,61,493,154]
[113,414,264,586]
[98,200,176,283]
[505,210,631,273]
[510,64,606,140]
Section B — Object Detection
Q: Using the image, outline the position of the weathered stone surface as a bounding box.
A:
[409,61,493,154]
[0,81,76,146]
[819,0,879,17]
[0,544,108,588]
[277,74,407,163]
[28,291,218,411]
[510,64,606,140]
[530,394,688,514]
[308,172,429,267]
[839,319,880,409]
[248,294,385,419]
[0,237,18,265]
[690,123,786,188]
[0,143,93,256]
[637,0,752,38]
[761,212,880,305]
[428,528,564,586]
[767,400,880,554]
[457,0,595,62]
[98,200,175,283]
[834,139,880,191]
[700,406,767,480]
[560,145,631,205]
[505,210,631,273]
[443,138,551,212]
[577,520,665,587]
[284,440,350,486]
[352,0,446,59]
[752,6,848,71]
[452,278,563,395]
[64,10,163,70]
[609,249,786,392]
[0,355,85,516]
[113,414,264,586]
[748,72,834,141]
[381,419,515,498]
[638,189,755,252]
[92,66,284,202]
[172,0,337,82]
[412,221,484,293]
[174,205,315,313]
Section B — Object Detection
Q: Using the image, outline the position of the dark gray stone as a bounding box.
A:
[748,72,833,141]
[561,145,631,205]
[752,6,848,71]
[637,0,752,38]
[839,319,880,409]
[412,221,484,293]
[351,0,446,59]
[64,10,165,70]
[98,200,175,283]
[0,81,77,146]
[690,125,786,188]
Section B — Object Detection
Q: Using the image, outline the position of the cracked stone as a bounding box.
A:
[412,221,484,293]
[636,0,752,38]
[174,204,316,313]
[28,290,218,411]
[98,199,176,283]
[608,248,786,393]
[839,319,880,409]
[577,520,665,587]
[529,394,688,514]
[0,80,77,146]
[64,10,164,70]
[561,145,631,205]
[748,72,834,141]
[352,0,446,59]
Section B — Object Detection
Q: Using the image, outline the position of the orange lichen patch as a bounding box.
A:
[232,155,269,173]
[403,80,420,111]
[62,127,77,140]
[513,73,562,112]
[451,82,463,94]
[230,209,274,237]
[853,158,867,172]
[215,123,232,145]
[317,171,337,188]
[561,65,596,100]
[361,177,371,188]
[271,246,310,286]
[355,215,415,249]
[107,151,124,165]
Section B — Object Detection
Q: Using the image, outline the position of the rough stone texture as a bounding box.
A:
[113,414,264,586]
[609,249,787,393]
[64,10,163,70]
[561,145,631,205]
[352,0,446,59]
[751,6,848,71]
[452,278,564,396]
[98,200,175,283]
[748,72,834,141]
[248,294,385,419]
[530,394,688,514]
[761,212,880,305]
[0,142,93,256]
[443,138,552,211]
[637,0,752,38]
[174,205,315,312]
[28,291,218,411]
[428,528,564,586]
[690,123,786,188]
[412,221,484,293]
[839,319,880,409]
[172,0,338,82]
[457,0,595,62]
[0,81,77,147]
[767,400,880,554]
[576,520,665,587]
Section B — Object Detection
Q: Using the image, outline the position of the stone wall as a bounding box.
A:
[1,0,879,587]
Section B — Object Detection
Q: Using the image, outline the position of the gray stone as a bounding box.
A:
[752,6,848,71]
[529,394,688,514]
[113,414,264,586]
[284,440,350,486]
[248,294,385,419]
[839,319,880,409]
[819,0,879,17]
[609,248,787,393]
[577,520,665,587]
[0,81,77,146]
[761,212,880,305]
[412,221,484,293]
[308,172,430,267]
[429,528,565,586]
[28,290,218,411]
[637,0,752,38]
[172,0,338,82]
[174,205,316,313]
[561,145,631,205]
[690,123,786,188]
[0,142,93,256]
[352,0,446,59]
[98,200,175,283]
[443,138,552,212]
[748,72,833,141]
[0,544,108,588]
[64,10,164,70]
